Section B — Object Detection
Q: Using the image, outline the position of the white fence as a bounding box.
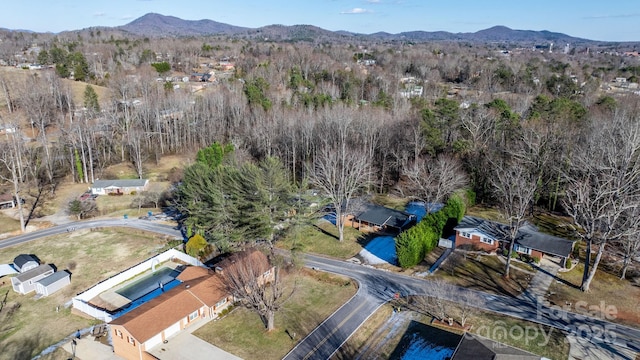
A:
[72,248,203,321]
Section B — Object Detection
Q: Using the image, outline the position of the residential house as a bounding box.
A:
[11,264,54,294]
[13,254,39,272]
[109,266,232,360]
[35,271,71,297]
[90,179,149,195]
[108,249,274,360]
[346,203,415,233]
[454,216,576,265]
[0,193,16,209]
[451,332,541,360]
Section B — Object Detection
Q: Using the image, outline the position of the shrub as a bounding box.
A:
[130,191,137,196]
[67,260,77,271]
[520,254,531,263]
[511,250,518,258]
[564,259,571,268]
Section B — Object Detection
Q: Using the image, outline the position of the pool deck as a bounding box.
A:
[89,261,182,312]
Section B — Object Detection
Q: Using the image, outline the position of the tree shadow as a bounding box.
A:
[312,224,339,240]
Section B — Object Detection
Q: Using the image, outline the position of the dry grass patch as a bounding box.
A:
[277,220,366,259]
[434,253,533,297]
[194,268,357,360]
[0,228,171,360]
[547,263,640,328]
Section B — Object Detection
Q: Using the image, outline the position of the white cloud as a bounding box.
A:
[120,14,134,20]
[341,8,372,14]
[366,0,381,3]
[93,12,106,17]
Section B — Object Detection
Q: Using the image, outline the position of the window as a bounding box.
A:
[514,244,532,255]
[480,237,495,245]
[128,336,136,346]
[189,310,199,321]
[460,232,471,238]
[215,298,227,308]
[115,329,123,338]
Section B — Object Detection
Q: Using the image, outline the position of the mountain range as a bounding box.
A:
[114,13,594,44]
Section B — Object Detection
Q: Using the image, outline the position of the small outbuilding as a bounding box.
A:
[13,254,39,273]
[11,264,54,295]
[35,271,71,297]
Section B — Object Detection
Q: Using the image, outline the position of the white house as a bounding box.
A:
[35,271,71,297]
[11,264,54,294]
[90,179,149,195]
[13,254,39,273]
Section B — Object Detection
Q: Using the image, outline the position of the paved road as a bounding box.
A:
[284,254,640,360]
[0,219,183,249]
[3,222,639,360]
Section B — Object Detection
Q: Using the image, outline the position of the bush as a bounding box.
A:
[67,260,77,271]
[520,254,531,263]
[130,191,137,196]
[396,194,467,268]
[564,259,571,268]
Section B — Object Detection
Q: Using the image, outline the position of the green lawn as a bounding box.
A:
[0,228,171,360]
[194,268,357,360]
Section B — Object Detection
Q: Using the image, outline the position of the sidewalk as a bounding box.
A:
[518,256,559,303]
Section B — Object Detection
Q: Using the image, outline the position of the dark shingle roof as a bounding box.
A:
[13,254,38,269]
[452,332,541,360]
[37,271,70,287]
[455,216,575,257]
[354,204,414,229]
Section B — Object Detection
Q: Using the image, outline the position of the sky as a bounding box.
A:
[1,0,639,42]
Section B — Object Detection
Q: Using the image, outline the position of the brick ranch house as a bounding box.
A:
[109,249,274,360]
[454,216,576,266]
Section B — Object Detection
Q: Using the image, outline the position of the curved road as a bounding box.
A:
[2,221,639,359]
[0,219,183,250]
[284,254,640,360]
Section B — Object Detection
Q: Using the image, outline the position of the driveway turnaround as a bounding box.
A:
[149,330,242,360]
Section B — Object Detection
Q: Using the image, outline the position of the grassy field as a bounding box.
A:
[548,263,640,328]
[278,220,367,259]
[337,303,569,360]
[0,212,22,234]
[193,268,357,360]
[0,228,172,360]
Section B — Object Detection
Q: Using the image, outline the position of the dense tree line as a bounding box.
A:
[0,31,639,289]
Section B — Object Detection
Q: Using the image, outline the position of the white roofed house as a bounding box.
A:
[11,264,54,295]
[35,271,71,297]
[90,179,149,195]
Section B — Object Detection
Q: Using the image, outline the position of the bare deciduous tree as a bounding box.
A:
[489,155,538,278]
[563,111,640,291]
[220,249,290,332]
[309,116,372,242]
[404,154,468,211]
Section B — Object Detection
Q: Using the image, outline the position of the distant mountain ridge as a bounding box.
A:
[1,13,586,43]
[119,13,249,37]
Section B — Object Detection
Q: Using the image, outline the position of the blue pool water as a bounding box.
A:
[113,279,182,318]
[363,202,444,265]
[117,267,181,300]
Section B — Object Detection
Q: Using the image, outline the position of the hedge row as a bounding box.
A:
[396,195,465,268]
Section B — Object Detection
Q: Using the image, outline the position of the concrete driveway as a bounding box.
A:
[148,330,242,360]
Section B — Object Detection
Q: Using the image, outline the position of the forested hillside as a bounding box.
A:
[1,27,640,291]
